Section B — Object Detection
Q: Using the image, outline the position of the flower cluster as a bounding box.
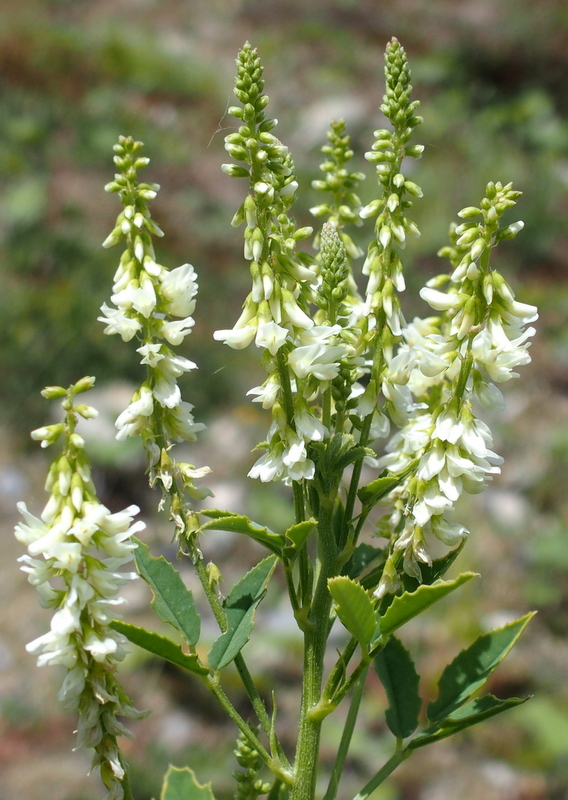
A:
[214,42,316,357]
[215,43,337,484]
[15,378,146,800]
[358,37,423,343]
[310,118,365,260]
[99,136,209,503]
[374,182,537,595]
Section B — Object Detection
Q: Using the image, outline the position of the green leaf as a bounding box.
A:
[159,766,217,800]
[208,555,278,670]
[346,543,387,591]
[333,445,369,472]
[357,475,404,507]
[409,694,528,749]
[134,537,200,646]
[112,620,208,675]
[200,509,240,519]
[328,576,376,646]
[427,612,535,723]
[374,636,421,738]
[379,572,477,639]
[283,518,316,559]
[201,515,285,556]
[357,462,418,508]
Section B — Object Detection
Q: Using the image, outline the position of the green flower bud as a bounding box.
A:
[73,376,96,394]
[497,220,524,240]
[457,206,483,219]
[470,238,486,261]
[41,386,67,399]
[31,423,64,448]
[221,164,250,178]
[74,404,99,420]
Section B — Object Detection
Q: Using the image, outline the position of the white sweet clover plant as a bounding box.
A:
[15,38,537,800]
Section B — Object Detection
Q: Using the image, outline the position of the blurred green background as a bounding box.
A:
[1,1,568,799]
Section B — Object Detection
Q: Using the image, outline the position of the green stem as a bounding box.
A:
[192,547,281,753]
[352,749,408,800]
[291,498,338,800]
[192,553,227,631]
[267,778,283,800]
[121,757,134,800]
[341,414,372,549]
[342,313,387,550]
[234,656,273,734]
[322,667,369,800]
[205,676,294,786]
[322,386,332,431]
[322,637,359,703]
[276,348,312,606]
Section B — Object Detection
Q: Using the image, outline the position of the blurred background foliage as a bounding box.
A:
[1,1,568,799]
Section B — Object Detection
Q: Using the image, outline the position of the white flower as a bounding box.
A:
[247,375,280,409]
[115,386,154,440]
[386,348,415,385]
[153,353,197,409]
[417,348,448,378]
[412,482,453,526]
[58,664,86,707]
[297,325,342,346]
[159,263,198,317]
[84,632,120,662]
[472,325,534,383]
[417,443,446,481]
[98,303,142,342]
[475,381,506,411]
[50,542,84,573]
[248,450,284,482]
[214,325,257,349]
[433,410,464,444]
[14,502,50,547]
[294,408,327,442]
[164,401,206,442]
[255,320,289,354]
[160,316,195,345]
[282,436,315,482]
[112,274,157,318]
[369,410,391,440]
[431,516,469,546]
[282,292,314,330]
[419,287,460,311]
[288,343,347,381]
[137,342,164,367]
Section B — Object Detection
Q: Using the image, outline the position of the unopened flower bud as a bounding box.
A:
[379,225,392,249]
[73,377,96,394]
[221,163,250,178]
[457,206,482,219]
[31,424,64,447]
[41,386,67,399]
[470,238,486,260]
[74,404,99,420]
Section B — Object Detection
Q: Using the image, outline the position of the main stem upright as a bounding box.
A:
[291,497,338,800]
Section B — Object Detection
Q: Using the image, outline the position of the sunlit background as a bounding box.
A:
[1,1,568,798]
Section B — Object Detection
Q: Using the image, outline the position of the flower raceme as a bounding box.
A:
[99,136,209,503]
[15,379,146,800]
[374,182,536,594]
